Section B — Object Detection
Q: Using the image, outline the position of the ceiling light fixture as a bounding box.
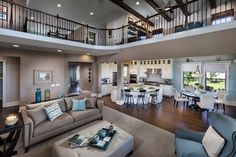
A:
[57,4,62,7]
[165,7,171,11]
[165,1,171,11]
[12,44,20,48]
[86,53,90,55]
[90,12,94,16]
[136,1,140,5]
[31,16,34,20]
[57,49,62,52]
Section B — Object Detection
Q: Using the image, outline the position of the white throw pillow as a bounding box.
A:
[202,125,225,157]
[44,103,63,121]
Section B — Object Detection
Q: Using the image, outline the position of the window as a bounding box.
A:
[205,72,226,91]
[212,16,233,25]
[211,9,234,25]
[204,62,229,92]
[183,72,199,88]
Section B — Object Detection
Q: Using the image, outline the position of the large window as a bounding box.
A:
[183,72,199,87]
[205,72,226,92]
[212,16,233,25]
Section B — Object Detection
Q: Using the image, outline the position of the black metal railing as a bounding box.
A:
[0,0,235,46]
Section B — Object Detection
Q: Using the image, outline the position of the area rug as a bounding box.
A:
[14,106,176,157]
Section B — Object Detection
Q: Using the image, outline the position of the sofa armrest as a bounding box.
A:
[175,130,205,143]
[20,106,34,147]
[96,99,104,114]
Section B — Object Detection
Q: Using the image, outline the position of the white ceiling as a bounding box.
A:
[27,0,126,27]
[27,0,177,27]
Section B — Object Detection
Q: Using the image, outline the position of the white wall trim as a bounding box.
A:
[90,93,103,98]
[4,101,20,108]
[116,100,124,105]
[0,59,6,108]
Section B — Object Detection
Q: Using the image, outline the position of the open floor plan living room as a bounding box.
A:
[0,0,236,157]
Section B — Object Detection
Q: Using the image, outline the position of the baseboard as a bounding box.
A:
[4,101,20,108]
[91,93,102,98]
[116,100,124,105]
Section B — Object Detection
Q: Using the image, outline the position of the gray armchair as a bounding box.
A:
[175,112,236,157]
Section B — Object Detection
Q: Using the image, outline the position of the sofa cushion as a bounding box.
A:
[27,106,48,126]
[65,95,84,111]
[44,103,64,121]
[175,137,207,157]
[68,109,101,122]
[72,99,86,111]
[202,125,225,157]
[85,97,97,109]
[34,113,73,137]
[26,98,67,112]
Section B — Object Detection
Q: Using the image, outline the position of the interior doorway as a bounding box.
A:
[69,63,80,93]
[68,62,93,94]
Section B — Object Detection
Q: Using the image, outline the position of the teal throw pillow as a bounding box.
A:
[72,99,86,111]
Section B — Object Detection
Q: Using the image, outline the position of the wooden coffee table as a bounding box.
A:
[52,120,134,157]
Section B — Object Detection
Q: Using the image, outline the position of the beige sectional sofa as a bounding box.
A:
[20,95,104,150]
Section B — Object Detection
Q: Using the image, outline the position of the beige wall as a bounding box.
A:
[0,56,20,107]
[0,48,96,106]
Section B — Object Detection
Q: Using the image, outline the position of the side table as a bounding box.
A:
[0,112,23,157]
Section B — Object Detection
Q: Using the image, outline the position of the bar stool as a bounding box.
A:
[137,89,146,107]
[124,89,134,105]
[148,89,160,105]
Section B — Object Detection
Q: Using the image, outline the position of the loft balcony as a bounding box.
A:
[0,0,235,54]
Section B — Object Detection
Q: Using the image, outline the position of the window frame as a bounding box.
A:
[203,62,230,94]
[205,72,227,92]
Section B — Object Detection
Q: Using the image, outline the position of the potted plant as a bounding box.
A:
[194,83,204,94]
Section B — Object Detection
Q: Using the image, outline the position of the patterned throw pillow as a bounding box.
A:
[44,103,63,121]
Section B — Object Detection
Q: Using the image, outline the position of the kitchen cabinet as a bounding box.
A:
[161,59,173,79]
[160,84,173,97]
[101,84,112,96]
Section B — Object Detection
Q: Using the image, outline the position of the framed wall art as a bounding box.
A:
[34,70,53,85]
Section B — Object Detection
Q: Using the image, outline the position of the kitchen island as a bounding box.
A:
[111,84,164,105]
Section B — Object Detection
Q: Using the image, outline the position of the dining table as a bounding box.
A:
[181,91,217,109]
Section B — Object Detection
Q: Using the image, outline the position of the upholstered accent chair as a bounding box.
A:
[175,112,236,157]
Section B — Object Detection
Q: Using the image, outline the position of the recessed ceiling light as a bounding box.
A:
[90,12,94,16]
[12,44,19,48]
[136,1,140,5]
[57,49,62,52]
[57,4,62,7]
[86,53,90,55]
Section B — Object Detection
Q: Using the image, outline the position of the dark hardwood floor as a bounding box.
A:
[101,95,236,133]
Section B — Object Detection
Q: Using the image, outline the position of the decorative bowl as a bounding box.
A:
[5,114,19,126]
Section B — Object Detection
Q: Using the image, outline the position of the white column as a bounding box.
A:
[116,62,124,105]
[91,62,102,97]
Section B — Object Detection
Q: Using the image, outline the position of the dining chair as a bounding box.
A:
[196,94,215,116]
[214,90,226,113]
[137,89,146,107]
[148,89,160,106]
[173,89,189,108]
[124,89,134,105]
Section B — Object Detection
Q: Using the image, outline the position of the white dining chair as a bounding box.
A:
[215,90,226,113]
[197,94,215,116]
[173,89,189,108]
